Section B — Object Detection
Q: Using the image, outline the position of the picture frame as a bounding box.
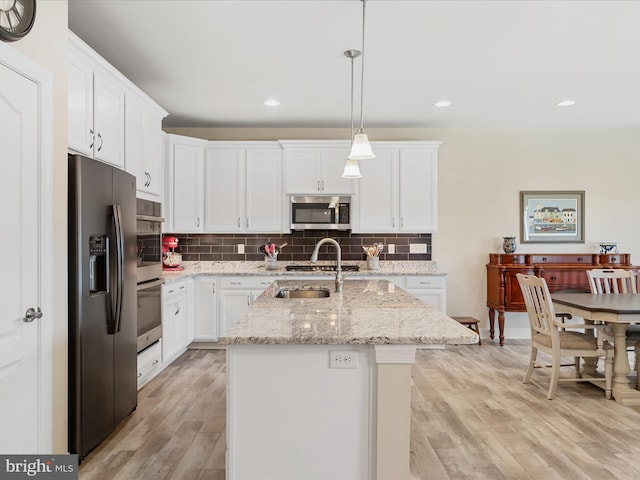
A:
[520,191,585,243]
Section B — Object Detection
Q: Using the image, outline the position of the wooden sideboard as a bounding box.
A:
[486,253,637,345]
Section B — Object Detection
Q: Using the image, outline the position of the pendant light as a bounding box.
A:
[342,49,363,179]
[348,0,375,160]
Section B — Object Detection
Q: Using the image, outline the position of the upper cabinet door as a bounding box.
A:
[124,95,145,188]
[171,143,204,232]
[143,112,163,197]
[68,49,94,156]
[245,148,283,233]
[283,142,355,195]
[93,72,125,169]
[356,148,398,233]
[319,148,354,194]
[284,149,321,194]
[205,148,244,233]
[399,148,438,232]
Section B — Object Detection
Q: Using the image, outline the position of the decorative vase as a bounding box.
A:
[502,237,517,254]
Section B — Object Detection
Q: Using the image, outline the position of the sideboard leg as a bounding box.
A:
[488,309,495,339]
[498,311,505,346]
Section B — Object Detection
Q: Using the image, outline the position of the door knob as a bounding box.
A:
[24,307,43,322]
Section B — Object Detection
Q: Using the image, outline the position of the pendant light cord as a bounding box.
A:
[351,55,355,143]
[359,0,367,132]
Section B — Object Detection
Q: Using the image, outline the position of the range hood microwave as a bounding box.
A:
[290,196,351,231]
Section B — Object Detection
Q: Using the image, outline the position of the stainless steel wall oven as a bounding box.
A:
[136,199,164,352]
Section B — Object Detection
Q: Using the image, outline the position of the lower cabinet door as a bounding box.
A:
[218,289,252,336]
[194,277,218,341]
[162,295,187,363]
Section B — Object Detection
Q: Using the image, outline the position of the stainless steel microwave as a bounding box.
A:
[290,196,351,230]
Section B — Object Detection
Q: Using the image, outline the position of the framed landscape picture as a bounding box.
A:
[520,191,585,243]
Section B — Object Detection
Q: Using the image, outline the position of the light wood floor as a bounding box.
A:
[79,341,640,479]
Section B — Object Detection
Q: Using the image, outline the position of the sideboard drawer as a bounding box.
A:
[529,254,593,265]
[598,254,631,265]
[539,270,589,288]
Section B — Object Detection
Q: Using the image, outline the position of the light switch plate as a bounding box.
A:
[409,243,427,254]
[237,244,245,254]
[388,244,395,254]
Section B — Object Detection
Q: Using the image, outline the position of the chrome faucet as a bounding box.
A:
[310,237,343,292]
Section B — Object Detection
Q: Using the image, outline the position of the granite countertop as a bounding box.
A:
[219,279,476,346]
[162,260,444,283]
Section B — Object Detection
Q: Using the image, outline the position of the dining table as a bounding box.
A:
[551,292,640,406]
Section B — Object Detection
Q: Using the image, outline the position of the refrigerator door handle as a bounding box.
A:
[111,204,125,334]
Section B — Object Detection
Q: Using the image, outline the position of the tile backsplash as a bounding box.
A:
[166,231,432,262]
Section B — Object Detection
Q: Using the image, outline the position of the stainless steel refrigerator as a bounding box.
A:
[68,154,137,460]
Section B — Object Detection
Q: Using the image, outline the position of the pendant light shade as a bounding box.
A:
[341,158,362,178]
[348,131,375,160]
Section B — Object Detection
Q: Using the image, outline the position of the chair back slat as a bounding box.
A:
[587,269,637,295]
[517,273,559,342]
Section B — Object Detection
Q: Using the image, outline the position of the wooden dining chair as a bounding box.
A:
[517,273,613,400]
[586,269,640,388]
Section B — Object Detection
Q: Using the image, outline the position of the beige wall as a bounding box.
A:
[166,126,640,337]
[13,0,69,453]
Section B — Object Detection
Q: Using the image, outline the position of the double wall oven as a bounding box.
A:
[136,199,164,353]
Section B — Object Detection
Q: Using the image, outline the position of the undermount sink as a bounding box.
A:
[275,287,331,299]
[285,264,360,272]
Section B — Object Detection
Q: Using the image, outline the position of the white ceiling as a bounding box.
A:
[68,0,640,129]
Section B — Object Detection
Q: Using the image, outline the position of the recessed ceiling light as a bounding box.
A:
[264,99,280,107]
[556,100,576,107]
[434,100,452,108]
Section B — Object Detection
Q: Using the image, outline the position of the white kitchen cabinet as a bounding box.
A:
[165,134,206,232]
[68,32,125,169]
[219,277,274,335]
[125,92,167,199]
[354,141,440,233]
[204,142,282,233]
[194,276,218,341]
[162,280,189,364]
[404,275,447,313]
[281,140,355,194]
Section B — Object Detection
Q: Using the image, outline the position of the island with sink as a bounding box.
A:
[220,277,477,480]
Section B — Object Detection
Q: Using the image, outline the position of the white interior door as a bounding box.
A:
[0,61,40,453]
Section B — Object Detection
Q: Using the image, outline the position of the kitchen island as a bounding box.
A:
[220,279,477,480]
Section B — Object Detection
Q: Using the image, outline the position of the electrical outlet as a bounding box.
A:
[388,244,395,254]
[237,244,245,254]
[330,350,359,369]
[409,243,427,254]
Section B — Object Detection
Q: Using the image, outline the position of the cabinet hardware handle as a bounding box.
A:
[230,282,241,285]
[401,217,404,228]
[23,307,43,323]
[237,217,241,228]
[89,129,94,149]
[179,285,185,290]
[151,360,159,366]
[551,276,557,281]
[138,372,142,378]
[392,217,395,228]
[578,257,583,262]
[196,216,200,228]
[168,289,174,294]
[612,257,617,262]
[247,295,250,305]
[420,281,431,285]
[246,218,249,229]
[317,180,321,191]
[97,133,103,152]
[542,257,547,261]
[321,180,325,191]
[212,283,215,294]
[174,304,180,315]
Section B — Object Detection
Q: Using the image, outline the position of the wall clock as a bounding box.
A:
[0,0,36,42]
